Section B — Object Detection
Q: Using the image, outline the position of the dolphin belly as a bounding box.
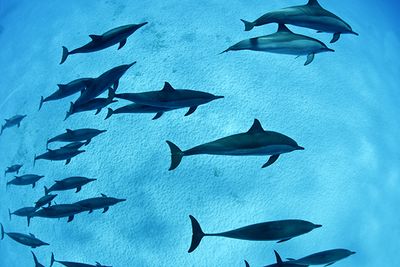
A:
[186,144,295,156]
[254,39,323,55]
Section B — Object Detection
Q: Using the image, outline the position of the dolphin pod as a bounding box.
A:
[188,215,321,253]
[60,22,147,64]
[50,253,112,267]
[1,115,27,135]
[241,0,358,43]
[0,223,49,248]
[167,119,303,170]
[47,128,107,147]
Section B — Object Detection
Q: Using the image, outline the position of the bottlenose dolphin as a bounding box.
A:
[74,194,126,213]
[45,177,97,194]
[241,0,358,43]
[35,193,58,209]
[8,207,37,222]
[167,119,303,170]
[28,204,86,225]
[221,24,334,65]
[115,82,224,116]
[50,253,112,267]
[286,249,356,266]
[188,215,321,253]
[0,223,49,248]
[1,115,27,135]
[105,104,174,120]
[60,22,147,64]
[34,147,85,165]
[245,251,308,267]
[7,174,45,188]
[32,251,46,267]
[47,128,107,147]
[74,62,136,106]
[39,78,94,110]
[4,164,23,176]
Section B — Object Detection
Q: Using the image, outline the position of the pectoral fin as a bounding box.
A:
[88,209,93,214]
[185,106,198,116]
[65,159,71,165]
[76,186,82,193]
[89,34,102,42]
[67,215,74,222]
[95,108,102,115]
[103,207,109,213]
[277,237,291,243]
[262,155,280,168]
[304,53,315,66]
[331,33,341,43]
[113,80,119,90]
[118,39,127,50]
[152,112,164,120]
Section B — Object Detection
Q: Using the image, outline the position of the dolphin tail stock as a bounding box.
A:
[33,154,37,168]
[60,46,69,65]
[166,141,184,171]
[240,19,254,31]
[44,186,49,195]
[1,223,4,240]
[31,251,40,265]
[39,96,45,111]
[105,108,113,120]
[50,253,56,267]
[188,215,206,253]
[64,102,74,121]
[8,209,11,221]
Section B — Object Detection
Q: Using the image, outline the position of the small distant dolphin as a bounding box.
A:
[115,82,224,116]
[188,215,321,253]
[74,194,126,213]
[35,193,58,209]
[32,251,45,267]
[1,115,27,135]
[4,164,23,176]
[60,141,86,151]
[286,249,356,266]
[7,174,45,188]
[39,78,94,110]
[28,204,86,225]
[8,207,38,222]
[221,24,334,66]
[241,0,358,43]
[60,22,148,64]
[105,104,174,120]
[0,223,49,248]
[74,62,136,106]
[45,177,97,194]
[167,119,303,170]
[50,253,112,267]
[245,251,308,267]
[47,128,107,147]
[34,147,85,166]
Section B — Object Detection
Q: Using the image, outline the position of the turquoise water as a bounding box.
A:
[0,0,399,266]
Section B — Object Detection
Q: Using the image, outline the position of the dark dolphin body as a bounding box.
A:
[34,147,85,165]
[188,215,321,253]
[39,78,94,110]
[35,193,58,209]
[167,119,304,170]
[28,204,86,225]
[0,223,49,248]
[287,249,356,266]
[60,22,147,64]
[47,128,107,147]
[50,253,112,267]
[4,164,23,176]
[245,251,308,267]
[65,93,117,120]
[74,194,126,213]
[32,251,46,267]
[8,207,38,223]
[45,177,97,194]
[241,0,358,43]
[105,104,174,120]
[61,142,86,151]
[115,82,224,116]
[222,24,334,66]
[7,174,45,188]
[1,115,27,135]
[74,62,136,106]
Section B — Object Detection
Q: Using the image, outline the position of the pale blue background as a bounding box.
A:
[0,0,399,266]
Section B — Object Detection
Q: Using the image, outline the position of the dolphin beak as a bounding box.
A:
[118,198,127,203]
[89,178,97,182]
[215,96,224,100]
[351,31,359,36]
[351,251,356,255]
[138,22,148,28]
[101,130,107,134]
[326,48,335,52]
[296,146,305,150]
[314,224,322,228]
[128,61,137,68]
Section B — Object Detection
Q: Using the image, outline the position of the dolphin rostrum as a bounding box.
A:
[7,174,45,188]
[105,104,174,120]
[0,223,49,248]
[34,147,85,166]
[1,115,27,135]
[286,249,356,266]
[32,251,45,267]
[167,119,303,170]
[221,24,334,65]
[50,253,112,267]
[45,177,97,194]
[241,0,358,43]
[188,215,321,253]
[60,22,147,64]
[47,128,107,147]
[74,194,126,214]
[4,164,23,176]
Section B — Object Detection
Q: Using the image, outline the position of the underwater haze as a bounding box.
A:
[0,0,399,266]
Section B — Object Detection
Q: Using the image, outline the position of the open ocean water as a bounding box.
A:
[0,0,399,266]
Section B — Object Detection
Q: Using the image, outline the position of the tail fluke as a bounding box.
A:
[39,96,44,111]
[188,215,205,253]
[166,141,184,171]
[8,209,11,221]
[44,186,49,195]
[240,19,254,31]
[33,154,37,167]
[1,223,4,240]
[105,108,113,120]
[31,251,40,266]
[50,253,55,267]
[244,260,250,267]
[60,46,69,64]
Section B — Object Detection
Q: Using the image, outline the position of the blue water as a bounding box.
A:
[0,0,399,266]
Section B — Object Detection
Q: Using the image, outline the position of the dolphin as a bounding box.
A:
[7,174,45,188]
[114,82,224,116]
[105,104,175,120]
[60,141,87,151]
[4,164,23,176]
[167,119,303,170]
[39,78,94,110]
[188,215,321,253]
[34,147,85,166]
[47,128,107,147]
[8,207,38,223]
[286,249,356,266]
[221,24,334,66]
[245,251,309,267]
[60,22,148,64]
[74,62,136,106]
[32,251,46,267]
[0,223,49,248]
[74,194,126,214]
[35,193,58,209]
[45,177,97,194]
[241,0,358,43]
[50,253,112,267]
[28,204,86,225]
[1,115,27,135]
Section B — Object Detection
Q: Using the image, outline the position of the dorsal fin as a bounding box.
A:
[66,129,73,134]
[277,24,292,33]
[162,82,175,92]
[274,250,283,265]
[89,34,102,41]
[101,193,107,198]
[307,0,321,7]
[96,262,102,267]
[29,233,36,238]
[47,148,54,152]
[247,119,265,133]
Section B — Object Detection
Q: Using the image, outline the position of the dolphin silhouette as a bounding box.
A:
[35,194,58,209]
[286,249,356,266]
[44,177,97,195]
[4,164,23,176]
[34,147,85,166]
[47,128,107,147]
[1,115,27,135]
[65,96,117,120]
[32,251,45,267]
[0,223,49,248]
[7,174,45,188]
[245,251,308,267]
[74,194,126,214]
[105,104,174,120]
[29,204,86,225]
[50,253,112,267]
